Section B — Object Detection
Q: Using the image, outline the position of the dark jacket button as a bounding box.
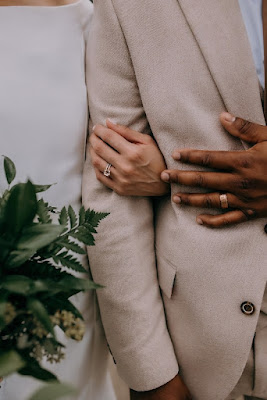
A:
[241,302,255,315]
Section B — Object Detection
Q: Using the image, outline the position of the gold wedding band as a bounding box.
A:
[219,194,229,209]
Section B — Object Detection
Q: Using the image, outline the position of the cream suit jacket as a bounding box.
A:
[83,1,267,399]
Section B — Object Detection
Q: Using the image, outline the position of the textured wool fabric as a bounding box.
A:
[83,1,267,399]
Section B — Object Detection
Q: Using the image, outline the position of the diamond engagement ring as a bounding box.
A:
[219,194,229,209]
[103,163,112,178]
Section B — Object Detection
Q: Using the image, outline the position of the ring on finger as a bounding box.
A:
[219,193,229,209]
[103,163,112,178]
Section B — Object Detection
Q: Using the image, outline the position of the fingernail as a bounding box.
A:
[173,195,181,204]
[223,112,236,123]
[92,125,96,131]
[107,118,117,125]
[247,209,255,216]
[161,172,170,182]
[197,217,204,225]
[172,151,181,160]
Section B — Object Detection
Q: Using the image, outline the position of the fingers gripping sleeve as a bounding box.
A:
[83,0,179,391]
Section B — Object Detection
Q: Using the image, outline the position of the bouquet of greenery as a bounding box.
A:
[0,157,107,399]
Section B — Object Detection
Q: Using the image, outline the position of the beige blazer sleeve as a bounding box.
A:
[82,0,178,392]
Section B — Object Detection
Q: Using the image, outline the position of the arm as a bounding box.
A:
[90,114,267,229]
[83,0,178,391]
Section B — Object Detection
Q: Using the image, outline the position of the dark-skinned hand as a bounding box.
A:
[161,112,267,228]
[130,375,192,400]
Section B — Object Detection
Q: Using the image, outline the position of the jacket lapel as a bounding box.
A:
[177,0,265,125]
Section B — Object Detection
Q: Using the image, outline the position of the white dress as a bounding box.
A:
[0,1,116,399]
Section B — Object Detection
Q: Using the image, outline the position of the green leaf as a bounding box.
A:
[59,207,68,227]
[34,184,54,193]
[0,351,25,377]
[45,296,83,319]
[28,280,57,295]
[0,237,13,263]
[3,156,16,185]
[28,383,76,400]
[83,223,97,234]
[19,360,57,382]
[79,206,86,225]
[70,229,95,246]
[68,205,77,229]
[17,224,64,251]
[37,243,63,260]
[58,276,102,291]
[16,260,69,282]
[7,249,36,268]
[27,298,55,338]
[1,275,33,294]
[59,239,86,255]
[0,292,7,329]
[4,181,37,233]
[2,276,57,297]
[53,253,86,273]
[37,199,52,224]
[0,190,10,224]
[85,209,109,228]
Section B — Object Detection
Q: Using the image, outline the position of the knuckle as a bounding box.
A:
[180,195,190,205]
[121,164,134,176]
[204,196,213,208]
[89,134,96,146]
[248,209,257,218]
[144,134,154,144]
[237,154,254,169]
[94,124,101,131]
[236,119,252,135]
[170,173,179,183]
[115,185,126,196]
[118,177,129,187]
[239,178,255,190]
[114,188,122,196]
[201,153,212,167]
[221,217,231,226]
[180,152,190,163]
[102,130,112,142]
[241,209,256,220]
[128,149,142,162]
[94,143,103,154]
[206,220,220,228]
[240,179,251,190]
[195,173,205,187]
[92,158,100,168]
[239,195,252,204]
[123,126,132,135]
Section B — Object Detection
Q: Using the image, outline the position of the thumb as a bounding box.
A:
[220,112,267,144]
[106,119,146,144]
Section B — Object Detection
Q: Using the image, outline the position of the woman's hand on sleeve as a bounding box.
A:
[89,119,169,197]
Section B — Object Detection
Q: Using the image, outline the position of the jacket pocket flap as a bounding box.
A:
[157,254,177,299]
